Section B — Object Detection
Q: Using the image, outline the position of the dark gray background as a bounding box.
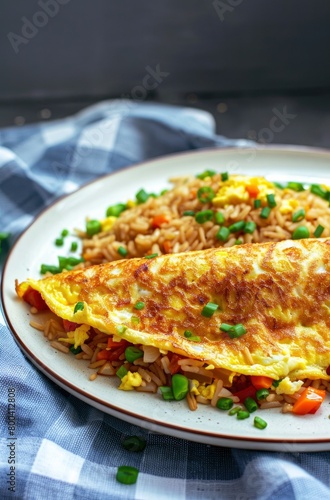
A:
[1,0,330,148]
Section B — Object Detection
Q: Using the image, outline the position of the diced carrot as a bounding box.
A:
[63,319,79,331]
[232,384,257,403]
[22,287,48,312]
[151,214,169,229]
[292,387,326,415]
[250,376,274,390]
[163,240,172,254]
[245,184,260,198]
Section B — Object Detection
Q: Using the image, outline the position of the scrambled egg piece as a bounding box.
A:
[199,383,216,400]
[279,198,299,215]
[275,377,303,395]
[101,216,117,232]
[126,199,136,208]
[213,176,275,207]
[191,381,216,400]
[58,324,90,349]
[119,371,143,391]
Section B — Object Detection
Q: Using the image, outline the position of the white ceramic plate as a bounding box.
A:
[3,146,330,451]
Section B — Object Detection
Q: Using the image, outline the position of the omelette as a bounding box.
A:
[16,238,330,384]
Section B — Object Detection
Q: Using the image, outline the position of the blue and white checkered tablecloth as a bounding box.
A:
[1,100,330,500]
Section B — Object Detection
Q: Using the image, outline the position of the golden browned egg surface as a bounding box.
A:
[16,239,330,381]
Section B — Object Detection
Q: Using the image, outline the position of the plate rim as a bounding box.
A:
[2,144,330,450]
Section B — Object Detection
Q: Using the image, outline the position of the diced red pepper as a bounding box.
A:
[96,346,127,362]
[63,319,79,331]
[168,353,183,375]
[232,384,257,403]
[22,287,48,312]
[107,337,130,349]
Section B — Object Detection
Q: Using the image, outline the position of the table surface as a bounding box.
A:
[1,92,329,150]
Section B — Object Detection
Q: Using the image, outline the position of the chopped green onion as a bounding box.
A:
[237,410,250,420]
[219,323,233,332]
[145,253,158,259]
[273,182,284,189]
[171,374,189,401]
[58,256,84,270]
[189,336,201,342]
[74,301,84,313]
[314,224,325,238]
[292,209,305,222]
[196,169,216,179]
[228,406,241,416]
[216,226,230,242]
[220,322,247,338]
[292,226,310,240]
[260,207,271,219]
[254,416,268,429]
[0,232,10,241]
[134,301,145,310]
[197,186,215,203]
[183,210,195,216]
[287,181,305,192]
[221,172,229,181]
[195,209,214,224]
[69,345,82,355]
[122,436,146,452]
[159,386,174,401]
[117,325,127,335]
[70,241,78,252]
[116,365,128,379]
[216,397,234,411]
[160,189,168,196]
[256,388,270,400]
[55,237,64,246]
[244,221,256,234]
[183,332,200,342]
[244,397,258,413]
[106,203,126,217]
[40,264,61,274]
[86,219,102,237]
[61,229,69,237]
[266,193,276,208]
[131,316,140,325]
[201,302,218,318]
[227,324,246,338]
[125,346,143,363]
[254,199,261,209]
[118,246,128,257]
[215,211,225,225]
[310,184,328,199]
[229,220,245,233]
[136,188,150,204]
[272,379,282,388]
[226,324,247,339]
[116,465,139,485]
[0,232,10,254]
[235,239,243,245]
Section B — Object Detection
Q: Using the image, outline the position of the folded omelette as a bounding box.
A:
[16,238,330,382]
